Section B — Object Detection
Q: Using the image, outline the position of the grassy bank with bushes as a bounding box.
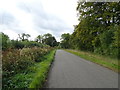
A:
[65,49,120,72]
[29,50,56,88]
[2,47,56,88]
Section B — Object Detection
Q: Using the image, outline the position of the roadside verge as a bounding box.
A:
[29,50,56,88]
[65,49,120,73]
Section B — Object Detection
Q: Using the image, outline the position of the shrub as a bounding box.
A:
[0,32,11,50]
[2,47,52,88]
[20,47,51,62]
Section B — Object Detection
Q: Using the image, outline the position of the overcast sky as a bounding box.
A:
[0,0,78,41]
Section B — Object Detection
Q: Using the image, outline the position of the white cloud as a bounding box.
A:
[0,0,78,41]
[2,29,18,40]
[41,0,78,26]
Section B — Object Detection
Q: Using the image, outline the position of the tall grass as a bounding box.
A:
[29,50,56,88]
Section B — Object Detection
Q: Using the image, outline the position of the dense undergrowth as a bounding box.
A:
[2,47,55,88]
[29,50,56,88]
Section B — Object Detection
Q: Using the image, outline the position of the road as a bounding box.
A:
[46,50,118,88]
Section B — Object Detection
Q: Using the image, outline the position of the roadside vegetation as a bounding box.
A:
[60,2,120,72]
[1,32,57,89]
[3,49,56,88]
[1,1,120,89]
[65,49,120,72]
[29,50,56,88]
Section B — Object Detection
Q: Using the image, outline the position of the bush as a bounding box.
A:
[11,40,24,49]
[0,32,11,50]
[94,25,119,59]
[2,47,52,88]
[20,47,51,62]
[10,40,48,49]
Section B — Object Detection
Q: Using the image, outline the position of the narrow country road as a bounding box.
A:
[46,50,118,88]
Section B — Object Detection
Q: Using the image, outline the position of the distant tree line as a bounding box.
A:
[0,32,59,50]
[35,33,59,47]
[60,1,120,59]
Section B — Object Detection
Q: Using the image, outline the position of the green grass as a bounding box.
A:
[6,50,56,88]
[29,50,56,88]
[65,49,120,73]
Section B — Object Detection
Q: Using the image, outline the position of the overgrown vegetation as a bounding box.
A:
[60,2,120,59]
[29,50,56,88]
[0,32,59,51]
[2,47,54,88]
[65,49,120,72]
[2,49,55,88]
[1,32,57,88]
[1,1,120,89]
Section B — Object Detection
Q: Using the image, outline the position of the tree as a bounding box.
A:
[44,36,57,47]
[18,33,31,41]
[60,33,71,49]
[36,35,43,43]
[43,33,52,39]
[42,33,58,47]
[112,25,120,59]
[69,1,120,58]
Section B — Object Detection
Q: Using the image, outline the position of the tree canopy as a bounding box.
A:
[60,1,120,59]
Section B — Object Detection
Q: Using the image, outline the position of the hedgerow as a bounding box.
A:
[2,47,52,88]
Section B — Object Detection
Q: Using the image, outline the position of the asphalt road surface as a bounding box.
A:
[46,50,118,88]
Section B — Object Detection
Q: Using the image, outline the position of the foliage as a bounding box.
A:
[42,33,58,47]
[112,25,120,59]
[2,47,52,88]
[2,50,55,88]
[35,35,43,43]
[60,33,71,49]
[0,32,11,50]
[61,2,120,59]
[29,50,56,88]
[43,36,58,47]
[2,32,56,89]
[18,33,31,41]
[1,32,58,50]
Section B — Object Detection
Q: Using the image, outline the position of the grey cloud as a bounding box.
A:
[18,1,72,38]
[33,10,72,36]
[0,0,73,41]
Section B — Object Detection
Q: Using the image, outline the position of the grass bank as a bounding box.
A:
[29,50,56,88]
[65,49,120,72]
[4,50,56,88]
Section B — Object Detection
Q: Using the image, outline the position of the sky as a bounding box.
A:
[0,0,79,41]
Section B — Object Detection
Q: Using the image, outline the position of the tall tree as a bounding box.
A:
[42,33,58,47]
[70,1,120,58]
[60,33,71,49]
[36,35,43,43]
[43,33,52,39]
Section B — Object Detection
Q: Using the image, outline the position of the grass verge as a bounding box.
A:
[65,49,120,73]
[6,50,56,88]
[29,50,56,88]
